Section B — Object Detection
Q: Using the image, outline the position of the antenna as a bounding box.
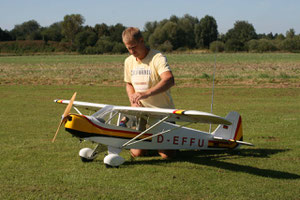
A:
[209,53,217,134]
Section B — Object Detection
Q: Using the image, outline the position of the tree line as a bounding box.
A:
[0,13,299,54]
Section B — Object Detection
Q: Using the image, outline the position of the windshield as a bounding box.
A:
[91,105,122,125]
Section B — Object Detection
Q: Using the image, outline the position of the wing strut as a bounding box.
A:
[122,116,170,147]
[124,122,193,147]
[73,106,82,115]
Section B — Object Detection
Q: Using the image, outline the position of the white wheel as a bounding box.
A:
[79,148,96,162]
[103,154,125,167]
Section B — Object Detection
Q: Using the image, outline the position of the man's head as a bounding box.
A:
[122,27,143,44]
[122,27,148,60]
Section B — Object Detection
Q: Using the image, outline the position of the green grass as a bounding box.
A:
[0,53,300,199]
[0,53,299,65]
[1,53,299,87]
[0,85,300,199]
[167,52,300,64]
[0,54,127,65]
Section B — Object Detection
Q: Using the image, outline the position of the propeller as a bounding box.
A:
[52,92,77,143]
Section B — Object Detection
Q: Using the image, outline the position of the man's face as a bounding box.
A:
[123,38,144,58]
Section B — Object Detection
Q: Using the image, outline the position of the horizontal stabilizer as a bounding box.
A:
[213,136,254,146]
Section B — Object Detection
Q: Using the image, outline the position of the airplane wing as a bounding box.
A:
[55,99,106,112]
[54,99,231,125]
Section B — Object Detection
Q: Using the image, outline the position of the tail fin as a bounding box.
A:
[209,111,249,149]
[212,111,243,141]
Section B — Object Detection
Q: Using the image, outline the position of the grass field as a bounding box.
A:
[1,53,299,87]
[0,53,300,199]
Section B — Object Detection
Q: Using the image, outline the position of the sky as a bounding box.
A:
[0,0,299,35]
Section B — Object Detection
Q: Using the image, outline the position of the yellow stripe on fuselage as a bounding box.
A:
[64,114,152,140]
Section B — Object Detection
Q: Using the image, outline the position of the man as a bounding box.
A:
[122,27,176,159]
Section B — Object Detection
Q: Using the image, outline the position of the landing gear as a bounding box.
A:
[103,146,125,167]
[79,145,125,167]
[103,154,125,167]
[81,156,94,162]
[105,164,119,169]
[79,144,103,162]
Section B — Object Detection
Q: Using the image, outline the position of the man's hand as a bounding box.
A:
[130,91,150,106]
[126,70,174,107]
[131,102,141,107]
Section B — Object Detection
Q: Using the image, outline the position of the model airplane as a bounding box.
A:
[52,92,253,167]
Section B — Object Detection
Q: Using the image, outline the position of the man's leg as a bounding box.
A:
[158,121,177,159]
[130,117,147,157]
[130,149,146,157]
[158,150,177,159]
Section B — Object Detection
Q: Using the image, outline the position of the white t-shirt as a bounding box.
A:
[124,49,175,109]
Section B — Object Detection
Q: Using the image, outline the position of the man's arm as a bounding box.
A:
[130,71,175,105]
[126,82,141,107]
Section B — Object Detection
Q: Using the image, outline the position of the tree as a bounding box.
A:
[95,23,109,38]
[225,39,244,52]
[11,20,41,40]
[41,22,63,42]
[177,14,198,48]
[286,28,295,39]
[62,14,85,44]
[143,21,158,45]
[149,21,183,50]
[266,32,275,40]
[210,41,225,52]
[281,35,300,52]
[108,23,126,43]
[275,34,285,40]
[0,28,12,41]
[95,36,115,53]
[247,39,277,52]
[169,15,179,23]
[225,21,257,51]
[195,15,218,48]
[74,30,97,53]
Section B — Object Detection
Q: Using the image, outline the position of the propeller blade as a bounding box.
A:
[52,92,77,143]
[63,92,77,118]
[52,118,66,143]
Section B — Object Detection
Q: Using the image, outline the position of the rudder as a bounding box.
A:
[212,111,243,141]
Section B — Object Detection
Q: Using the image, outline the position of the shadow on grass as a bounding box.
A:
[125,149,300,179]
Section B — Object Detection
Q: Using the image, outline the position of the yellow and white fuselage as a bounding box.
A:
[64,112,243,150]
[54,97,253,167]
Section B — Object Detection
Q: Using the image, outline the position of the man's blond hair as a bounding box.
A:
[122,27,143,43]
